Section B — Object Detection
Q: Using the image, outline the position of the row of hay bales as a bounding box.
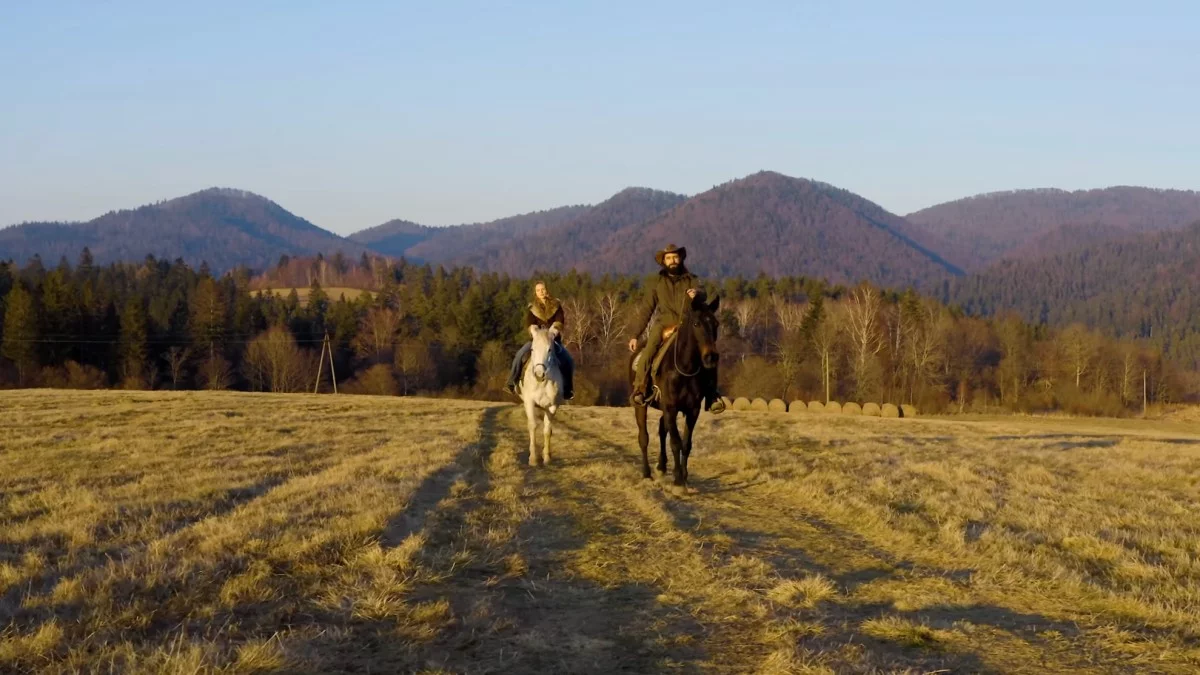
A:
[721,397,917,418]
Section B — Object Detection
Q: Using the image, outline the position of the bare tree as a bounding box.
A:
[1119,342,1140,405]
[905,303,948,404]
[477,340,509,394]
[161,346,191,390]
[845,285,885,401]
[772,335,804,401]
[198,354,233,391]
[561,297,595,365]
[244,325,312,393]
[810,302,845,404]
[771,296,807,335]
[594,292,627,361]
[395,338,434,396]
[1059,323,1097,389]
[353,306,403,363]
[732,298,759,340]
[995,315,1032,406]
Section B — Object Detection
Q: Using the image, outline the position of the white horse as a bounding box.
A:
[521,326,565,466]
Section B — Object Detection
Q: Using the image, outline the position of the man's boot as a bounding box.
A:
[707,391,726,414]
[630,372,654,407]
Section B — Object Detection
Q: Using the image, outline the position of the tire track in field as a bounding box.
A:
[564,411,1166,673]
[553,413,1039,673]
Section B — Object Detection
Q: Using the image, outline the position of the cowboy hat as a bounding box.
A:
[655,244,687,267]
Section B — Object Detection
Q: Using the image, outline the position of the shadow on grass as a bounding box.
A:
[379,405,501,549]
[285,405,710,674]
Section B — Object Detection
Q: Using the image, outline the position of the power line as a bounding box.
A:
[3,337,335,346]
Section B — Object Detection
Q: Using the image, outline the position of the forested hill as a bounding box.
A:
[908,186,1200,269]
[950,222,1200,369]
[584,172,962,290]
[349,205,591,261]
[0,189,367,272]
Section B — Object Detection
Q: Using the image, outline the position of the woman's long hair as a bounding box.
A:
[532,280,556,307]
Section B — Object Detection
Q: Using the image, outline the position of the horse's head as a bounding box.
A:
[528,327,558,382]
[685,294,721,369]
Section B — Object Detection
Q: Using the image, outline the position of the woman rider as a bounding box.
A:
[503,280,575,400]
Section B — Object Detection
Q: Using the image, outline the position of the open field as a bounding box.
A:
[3,391,1200,673]
[250,287,368,306]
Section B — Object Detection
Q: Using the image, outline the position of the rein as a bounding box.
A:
[672,311,702,378]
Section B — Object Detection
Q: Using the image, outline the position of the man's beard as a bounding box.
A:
[667,263,682,274]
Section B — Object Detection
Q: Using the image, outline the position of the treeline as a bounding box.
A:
[0,250,1192,415]
[949,222,1200,373]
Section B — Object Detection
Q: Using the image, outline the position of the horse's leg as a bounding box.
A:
[681,406,699,484]
[542,410,552,465]
[664,407,685,486]
[656,414,668,475]
[526,400,539,467]
[636,404,651,479]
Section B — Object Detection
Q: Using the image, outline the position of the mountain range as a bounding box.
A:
[4,175,1199,325]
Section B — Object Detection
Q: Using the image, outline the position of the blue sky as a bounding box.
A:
[2,1,1197,235]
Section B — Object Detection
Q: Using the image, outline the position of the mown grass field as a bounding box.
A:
[250,287,368,306]
[3,391,1200,673]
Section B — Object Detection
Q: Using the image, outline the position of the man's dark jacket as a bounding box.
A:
[629,267,705,341]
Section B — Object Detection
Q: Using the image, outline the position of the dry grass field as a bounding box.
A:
[250,287,368,306]
[3,391,1200,674]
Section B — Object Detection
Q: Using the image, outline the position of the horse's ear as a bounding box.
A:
[708,295,720,312]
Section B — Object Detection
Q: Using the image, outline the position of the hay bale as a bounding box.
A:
[789,400,807,413]
[768,399,787,413]
[824,401,842,414]
[732,397,751,411]
[842,402,862,415]
[862,402,881,417]
[750,398,769,411]
[807,401,824,412]
[900,404,918,418]
[881,403,900,418]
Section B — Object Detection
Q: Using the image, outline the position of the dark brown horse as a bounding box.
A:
[630,295,720,486]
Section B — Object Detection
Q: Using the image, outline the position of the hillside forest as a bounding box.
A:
[1,250,1190,416]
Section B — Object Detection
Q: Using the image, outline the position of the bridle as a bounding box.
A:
[674,306,714,378]
[532,333,558,381]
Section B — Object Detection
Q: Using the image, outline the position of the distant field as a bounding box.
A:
[3,391,1200,673]
[250,286,369,306]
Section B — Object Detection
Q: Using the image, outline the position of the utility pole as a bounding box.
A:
[313,332,339,394]
[1143,369,1147,417]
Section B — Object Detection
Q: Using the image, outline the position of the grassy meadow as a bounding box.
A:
[250,287,368,306]
[2,390,1200,673]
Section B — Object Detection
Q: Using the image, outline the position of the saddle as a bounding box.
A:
[631,325,679,384]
